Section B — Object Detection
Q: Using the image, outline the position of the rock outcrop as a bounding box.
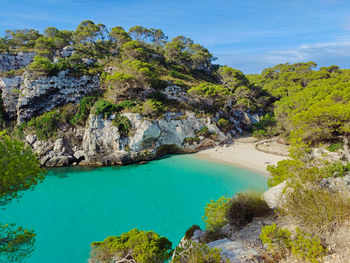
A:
[1,71,100,122]
[0,52,36,71]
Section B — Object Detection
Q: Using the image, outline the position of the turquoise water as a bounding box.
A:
[0,154,267,263]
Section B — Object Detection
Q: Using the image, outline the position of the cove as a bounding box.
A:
[0,154,267,263]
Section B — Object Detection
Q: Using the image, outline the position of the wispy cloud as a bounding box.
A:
[216,41,350,73]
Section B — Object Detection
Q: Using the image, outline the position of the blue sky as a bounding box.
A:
[0,0,350,73]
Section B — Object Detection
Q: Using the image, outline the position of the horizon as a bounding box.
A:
[1,0,350,73]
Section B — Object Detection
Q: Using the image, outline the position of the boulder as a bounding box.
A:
[319,174,350,193]
[207,238,260,263]
[73,150,86,162]
[263,181,287,209]
[53,138,73,155]
[45,155,75,167]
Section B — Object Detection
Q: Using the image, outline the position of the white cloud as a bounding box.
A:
[215,41,350,73]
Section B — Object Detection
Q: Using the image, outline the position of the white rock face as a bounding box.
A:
[0,52,36,71]
[161,85,190,103]
[263,181,287,209]
[82,114,122,160]
[125,113,226,151]
[81,112,228,164]
[207,238,259,263]
[0,76,23,119]
[0,71,100,122]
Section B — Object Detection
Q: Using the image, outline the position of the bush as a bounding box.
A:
[252,113,277,139]
[226,192,272,228]
[260,223,291,258]
[0,90,5,127]
[266,159,305,187]
[217,118,229,128]
[118,100,137,110]
[291,228,327,263]
[203,196,230,231]
[172,240,227,263]
[278,182,350,237]
[90,229,172,263]
[26,110,62,140]
[217,118,234,133]
[184,225,201,240]
[260,224,327,263]
[140,99,166,117]
[93,100,120,118]
[70,96,96,125]
[28,55,57,76]
[327,142,343,152]
[112,115,131,136]
[196,126,210,137]
[169,70,188,80]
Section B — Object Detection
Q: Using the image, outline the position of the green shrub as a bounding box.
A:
[172,240,227,263]
[252,113,277,139]
[217,118,229,127]
[327,143,343,152]
[278,182,350,237]
[90,229,172,263]
[291,228,327,263]
[71,96,96,125]
[184,225,201,240]
[0,90,5,127]
[260,223,291,258]
[93,100,120,118]
[140,99,166,117]
[26,110,62,140]
[217,118,234,133]
[118,100,137,110]
[260,224,327,263]
[266,159,305,187]
[203,196,230,231]
[112,115,131,136]
[28,55,57,76]
[169,70,188,80]
[226,191,272,228]
[196,126,210,137]
[320,161,350,178]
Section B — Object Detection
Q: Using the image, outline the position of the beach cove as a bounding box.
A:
[0,154,270,263]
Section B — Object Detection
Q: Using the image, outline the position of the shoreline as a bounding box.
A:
[193,138,288,175]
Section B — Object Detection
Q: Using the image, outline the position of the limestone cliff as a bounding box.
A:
[0,51,260,167]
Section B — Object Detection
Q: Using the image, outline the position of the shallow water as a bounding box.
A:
[0,154,267,263]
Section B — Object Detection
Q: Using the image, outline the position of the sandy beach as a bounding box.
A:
[193,138,288,175]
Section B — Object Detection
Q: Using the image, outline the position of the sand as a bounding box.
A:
[193,138,288,175]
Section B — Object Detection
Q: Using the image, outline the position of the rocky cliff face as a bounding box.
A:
[0,51,260,167]
[26,111,232,167]
[0,52,36,71]
[0,71,100,122]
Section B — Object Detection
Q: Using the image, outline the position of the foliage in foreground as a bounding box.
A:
[172,240,227,263]
[0,224,36,263]
[0,132,45,262]
[0,131,45,206]
[260,224,327,263]
[203,196,230,231]
[90,229,173,263]
[278,181,350,238]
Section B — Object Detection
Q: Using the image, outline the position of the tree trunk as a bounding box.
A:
[342,135,350,162]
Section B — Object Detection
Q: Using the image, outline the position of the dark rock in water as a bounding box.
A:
[45,155,76,167]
